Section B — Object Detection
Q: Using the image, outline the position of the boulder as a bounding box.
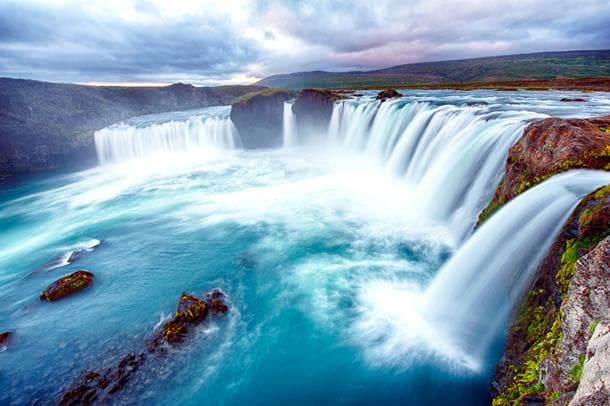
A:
[205,289,229,315]
[175,293,208,323]
[230,88,295,148]
[479,115,610,224]
[376,89,402,101]
[40,270,94,301]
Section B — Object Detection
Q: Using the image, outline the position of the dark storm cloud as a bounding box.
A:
[0,0,609,83]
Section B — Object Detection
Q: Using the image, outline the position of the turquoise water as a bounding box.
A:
[0,149,487,405]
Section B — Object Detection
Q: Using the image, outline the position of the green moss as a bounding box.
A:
[588,320,599,337]
[569,354,586,382]
[599,125,610,133]
[550,391,561,400]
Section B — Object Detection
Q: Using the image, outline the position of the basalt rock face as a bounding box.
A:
[0,78,263,180]
[376,89,402,101]
[479,116,610,224]
[492,185,610,404]
[292,89,343,140]
[230,89,296,148]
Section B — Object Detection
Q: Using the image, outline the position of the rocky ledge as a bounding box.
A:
[479,116,610,224]
[487,115,610,405]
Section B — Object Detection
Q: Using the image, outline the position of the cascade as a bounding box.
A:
[422,170,610,366]
[282,102,298,147]
[95,109,240,164]
[300,99,546,243]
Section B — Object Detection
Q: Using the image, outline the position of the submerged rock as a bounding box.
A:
[61,289,229,403]
[376,89,402,101]
[0,331,11,351]
[205,289,229,315]
[560,97,587,102]
[40,270,94,301]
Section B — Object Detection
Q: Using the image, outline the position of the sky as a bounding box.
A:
[0,0,609,86]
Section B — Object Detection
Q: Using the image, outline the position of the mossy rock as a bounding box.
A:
[40,270,94,301]
[175,293,208,323]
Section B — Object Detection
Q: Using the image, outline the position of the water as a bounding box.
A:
[1,90,609,405]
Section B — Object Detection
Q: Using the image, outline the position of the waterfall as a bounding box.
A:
[95,111,241,164]
[322,99,546,243]
[422,170,610,367]
[283,102,298,147]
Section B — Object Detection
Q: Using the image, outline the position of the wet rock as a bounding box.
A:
[175,293,208,323]
[376,89,402,101]
[0,331,11,350]
[61,289,229,403]
[40,270,94,301]
[479,115,610,224]
[560,97,587,102]
[205,289,229,315]
[60,352,145,405]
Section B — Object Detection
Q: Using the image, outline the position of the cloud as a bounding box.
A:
[0,0,608,84]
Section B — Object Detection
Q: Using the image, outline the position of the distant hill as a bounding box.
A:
[258,50,610,89]
[0,78,263,179]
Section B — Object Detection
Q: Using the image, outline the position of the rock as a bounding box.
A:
[175,293,208,323]
[291,89,343,140]
[205,289,229,315]
[560,98,587,102]
[478,115,610,224]
[376,89,402,101]
[0,331,11,350]
[62,289,229,403]
[40,270,94,301]
[570,322,610,405]
[60,352,146,405]
[230,88,296,148]
[523,393,546,404]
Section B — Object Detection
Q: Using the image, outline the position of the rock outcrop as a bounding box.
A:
[40,270,94,301]
[376,89,402,101]
[0,78,264,180]
[479,116,610,224]
[570,322,610,405]
[292,89,343,139]
[486,114,610,404]
[61,290,229,404]
[230,88,296,148]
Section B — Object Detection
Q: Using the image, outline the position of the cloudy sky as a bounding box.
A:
[1,0,609,85]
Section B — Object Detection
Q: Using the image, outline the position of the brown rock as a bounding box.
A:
[40,270,94,301]
[205,289,229,315]
[479,115,610,224]
[175,293,208,323]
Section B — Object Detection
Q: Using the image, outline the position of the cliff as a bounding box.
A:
[487,116,610,404]
[0,78,263,180]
